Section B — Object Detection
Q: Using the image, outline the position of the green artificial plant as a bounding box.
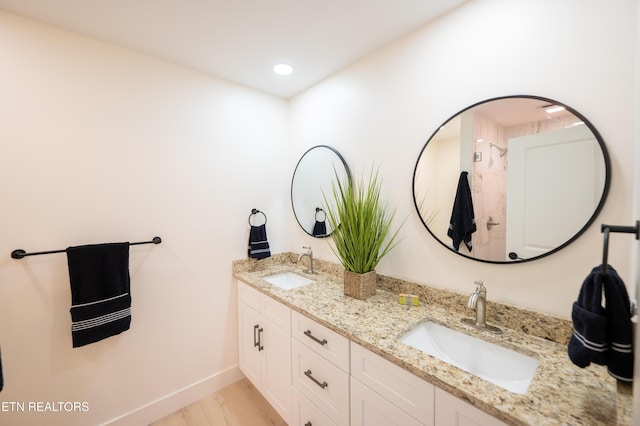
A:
[323,167,403,274]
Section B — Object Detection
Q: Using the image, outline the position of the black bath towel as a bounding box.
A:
[603,266,634,382]
[0,345,3,392]
[248,224,271,259]
[568,266,608,367]
[312,220,327,237]
[447,171,476,252]
[67,243,131,348]
[568,265,634,382]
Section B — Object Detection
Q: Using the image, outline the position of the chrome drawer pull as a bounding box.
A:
[304,329,328,346]
[304,369,328,389]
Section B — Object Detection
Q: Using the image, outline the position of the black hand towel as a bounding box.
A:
[312,220,327,237]
[248,224,271,259]
[603,266,634,382]
[447,171,476,252]
[0,346,3,392]
[568,266,609,367]
[66,242,131,348]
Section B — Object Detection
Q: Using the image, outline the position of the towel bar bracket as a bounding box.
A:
[600,221,639,239]
[600,221,639,274]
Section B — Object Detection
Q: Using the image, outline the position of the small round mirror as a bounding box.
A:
[413,95,610,263]
[292,145,350,237]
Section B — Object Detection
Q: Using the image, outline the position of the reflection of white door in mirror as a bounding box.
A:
[506,125,605,260]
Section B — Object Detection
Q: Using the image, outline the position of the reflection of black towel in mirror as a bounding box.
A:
[248,224,271,259]
[312,220,327,237]
[448,171,476,251]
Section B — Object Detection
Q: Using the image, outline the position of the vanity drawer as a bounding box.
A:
[292,310,349,372]
[292,338,349,425]
[291,387,337,426]
[351,342,434,425]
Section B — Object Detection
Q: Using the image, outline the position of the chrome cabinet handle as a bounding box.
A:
[304,369,328,389]
[304,329,327,346]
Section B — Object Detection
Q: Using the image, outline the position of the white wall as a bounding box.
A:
[0,11,289,426]
[289,0,638,318]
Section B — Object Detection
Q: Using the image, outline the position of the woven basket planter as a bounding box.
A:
[343,270,377,300]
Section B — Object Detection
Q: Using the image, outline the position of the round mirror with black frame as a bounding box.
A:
[292,145,351,238]
[412,95,611,263]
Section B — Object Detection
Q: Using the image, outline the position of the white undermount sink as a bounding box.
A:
[399,321,539,394]
[263,272,315,290]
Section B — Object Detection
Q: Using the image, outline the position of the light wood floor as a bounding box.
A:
[150,378,287,426]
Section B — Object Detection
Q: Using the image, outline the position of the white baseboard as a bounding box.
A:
[102,365,244,426]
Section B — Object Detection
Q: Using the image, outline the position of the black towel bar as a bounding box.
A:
[11,237,162,260]
[601,221,639,274]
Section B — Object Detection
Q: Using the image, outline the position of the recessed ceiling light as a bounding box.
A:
[544,105,565,114]
[273,63,293,76]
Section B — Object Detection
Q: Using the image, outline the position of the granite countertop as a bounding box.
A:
[233,254,632,426]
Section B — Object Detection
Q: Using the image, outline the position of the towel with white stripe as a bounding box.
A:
[67,242,131,348]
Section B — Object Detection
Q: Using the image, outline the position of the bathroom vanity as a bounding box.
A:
[233,254,630,425]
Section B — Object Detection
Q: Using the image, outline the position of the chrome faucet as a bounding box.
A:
[462,280,501,334]
[298,246,314,274]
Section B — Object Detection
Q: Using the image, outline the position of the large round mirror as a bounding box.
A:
[413,95,610,263]
[292,145,351,237]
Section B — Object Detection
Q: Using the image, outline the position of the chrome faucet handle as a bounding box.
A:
[302,246,312,255]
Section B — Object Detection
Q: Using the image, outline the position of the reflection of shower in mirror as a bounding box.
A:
[489,143,508,168]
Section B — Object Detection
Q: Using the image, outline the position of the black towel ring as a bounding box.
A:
[248,208,267,226]
[601,221,640,274]
[315,207,326,222]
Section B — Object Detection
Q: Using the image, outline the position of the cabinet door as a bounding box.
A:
[238,301,262,391]
[434,388,507,426]
[351,377,424,426]
[261,313,292,424]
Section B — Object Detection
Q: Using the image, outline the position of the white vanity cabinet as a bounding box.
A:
[291,310,350,426]
[350,342,434,426]
[238,281,292,424]
[237,280,509,426]
[434,388,507,426]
